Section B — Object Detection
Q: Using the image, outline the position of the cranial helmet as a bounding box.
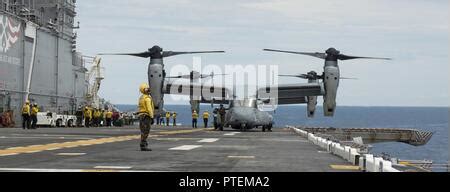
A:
[140,83,150,94]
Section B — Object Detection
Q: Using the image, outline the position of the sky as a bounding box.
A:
[76,0,449,107]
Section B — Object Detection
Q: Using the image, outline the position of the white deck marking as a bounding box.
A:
[57,153,86,156]
[94,166,132,170]
[169,145,202,151]
[0,153,18,157]
[224,132,240,136]
[198,138,219,143]
[228,156,255,159]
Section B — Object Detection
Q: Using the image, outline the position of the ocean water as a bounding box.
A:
[117,104,449,170]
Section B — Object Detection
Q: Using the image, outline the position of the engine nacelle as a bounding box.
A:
[148,62,164,113]
[322,65,340,117]
[323,101,336,117]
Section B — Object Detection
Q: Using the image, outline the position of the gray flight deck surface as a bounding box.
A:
[0,126,356,172]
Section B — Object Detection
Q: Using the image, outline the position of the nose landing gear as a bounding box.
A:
[262,124,273,132]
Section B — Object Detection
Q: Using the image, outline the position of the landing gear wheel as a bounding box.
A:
[56,119,62,127]
[240,124,246,132]
[67,120,73,128]
[262,126,266,132]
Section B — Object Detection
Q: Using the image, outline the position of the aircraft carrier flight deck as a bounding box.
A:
[0,126,357,172]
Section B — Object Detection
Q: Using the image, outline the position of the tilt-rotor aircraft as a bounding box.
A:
[263,47,391,117]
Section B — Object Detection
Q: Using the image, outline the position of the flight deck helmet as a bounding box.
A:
[139,83,150,94]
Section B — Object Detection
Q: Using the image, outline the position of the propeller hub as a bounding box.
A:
[146,45,164,58]
[326,48,340,56]
[305,71,321,80]
[150,46,163,53]
[307,71,318,76]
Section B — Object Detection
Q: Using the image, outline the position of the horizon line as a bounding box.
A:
[114,104,450,108]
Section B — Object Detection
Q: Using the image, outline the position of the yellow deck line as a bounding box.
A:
[158,128,213,135]
[330,165,361,171]
[0,128,208,156]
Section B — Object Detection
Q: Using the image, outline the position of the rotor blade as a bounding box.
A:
[98,52,151,58]
[279,75,308,79]
[340,77,358,80]
[338,54,392,61]
[263,49,327,59]
[201,74,228,79]
[166,75,192,79]
[162,51,225,58]
[279,75,302,78]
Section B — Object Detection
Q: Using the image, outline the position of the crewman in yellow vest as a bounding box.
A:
[105,110,113,127]
[192,110,199,128]
[30,103,39,129]
[21,100,31,129]
[138,83,155,151]
[93,109,102,127]
[202,111,210,128]
[100,109,106,127]
[165,112,171,126]
[84,106,92,128]
[172,112,177,127]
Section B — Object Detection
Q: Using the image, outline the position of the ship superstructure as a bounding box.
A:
[0,0,89,126]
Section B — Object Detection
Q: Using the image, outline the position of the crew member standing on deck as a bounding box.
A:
[155,113,161,125]
[218,104,227,131]
[165,112,171,126]
[84,106,92,128]
[192,110,198,128]
[160,116,165,126]
[101,110,106,127]
[30,103,39,129]
[203,111,210,128]
[172,112,177,127]
[21,101,31,129]
[105,110,113,127]
[91,108,96,127]
[93,109,100,127]
[138,83,154,152]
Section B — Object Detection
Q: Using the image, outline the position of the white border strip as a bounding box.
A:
[287,126,401,172]
[93,166,132,170]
